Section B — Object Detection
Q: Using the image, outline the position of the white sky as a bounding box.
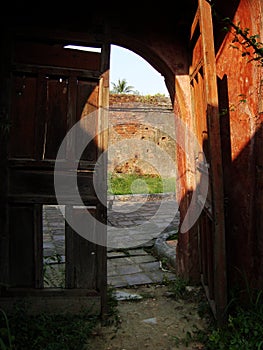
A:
[110,45,169,96]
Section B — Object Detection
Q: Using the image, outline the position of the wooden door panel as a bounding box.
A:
[4,37,110,315]
[44,76,69,159]
[9,73,38,158]
[190,0,227,325]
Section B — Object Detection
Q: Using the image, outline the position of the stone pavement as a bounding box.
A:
[43,194,180,288]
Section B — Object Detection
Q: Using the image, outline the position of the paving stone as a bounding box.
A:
[107,264,119,277]
[43,242,55,249]
[107,251,128,258]
[42,199,179,288]
[140,261,160,272]
[52,235,65,241]
[107,276,127,288]
[129,255,157,264]
[110,257,134,265]
[124,273,153,286]
[116,264,142,276]
[147,271,167,282]
[127,249,148,256]
[43,248,55,257]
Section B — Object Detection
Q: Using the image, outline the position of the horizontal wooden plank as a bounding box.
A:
[13,27,105,47]
[1,287,99,297]
[7,195,99,205]
[14,40,101,71]
[8,169,98,200]
[9,159,97,170]
[0,293,101,315]
[12,63,101,79]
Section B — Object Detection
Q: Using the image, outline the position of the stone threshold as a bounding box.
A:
[107,192,176,203]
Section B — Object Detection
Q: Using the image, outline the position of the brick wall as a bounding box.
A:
[108,94,177,178]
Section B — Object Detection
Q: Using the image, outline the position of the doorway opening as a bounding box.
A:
[39,44,180,291]
[107,45,179,288]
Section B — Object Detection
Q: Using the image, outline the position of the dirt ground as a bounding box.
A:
[87,283,211,350]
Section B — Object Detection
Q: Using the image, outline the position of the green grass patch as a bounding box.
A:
[108,173,176,195]
[176,285,263,350]
[0,303,99,350]
[0,286,119,350]
[202,288,263,350]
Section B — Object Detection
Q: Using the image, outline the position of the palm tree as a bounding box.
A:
[110,78,135,94]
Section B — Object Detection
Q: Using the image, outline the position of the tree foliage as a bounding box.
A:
[110,78,135,94]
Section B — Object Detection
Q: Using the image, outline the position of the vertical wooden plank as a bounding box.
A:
[44,75,68,159]
[0,30,12,290]
[34,204,43,288]
[65,206,97,289]
[9,206,35,287]
[199,0,227,325]
[9,73,38,158]
[206,216,214,300]
[65,205,75,288]
[78,80,99,162]
[201,215,208,284]
[97,42,110,316]
[66,75,77,161]
[35,71,47,160]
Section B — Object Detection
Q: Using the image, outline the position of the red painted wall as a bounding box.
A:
[215,0,263,289]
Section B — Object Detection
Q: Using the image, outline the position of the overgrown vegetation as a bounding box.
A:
[191,287,263,350]
[171,280,263,349]
[43,253,65,288]
[108,173,176,195]
[162,275,190,301]
[0,286,119,350]
[0,309,14,350]
[0,303,98,350]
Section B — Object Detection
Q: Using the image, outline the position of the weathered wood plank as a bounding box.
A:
[0,30,12,289]
[189,0,227,325]
[35,71,47,160]
[199,0,227,324]
[97,42,110,316]
[9,73,38,158]
[14,40,101,71]
[12,63,101,79]
[9,169,97,198]
[0,294,101,315]
[9,205,35,287]
[34,204,43,288]
[65,206,98,289]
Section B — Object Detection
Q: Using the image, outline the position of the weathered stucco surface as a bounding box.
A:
[215,0,263,288]
[108,94,176,177]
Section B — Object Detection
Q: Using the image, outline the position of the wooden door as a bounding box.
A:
[189,0,227,325]
[2,36,110,314]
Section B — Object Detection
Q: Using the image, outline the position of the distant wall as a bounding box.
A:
[108,94,177,178]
